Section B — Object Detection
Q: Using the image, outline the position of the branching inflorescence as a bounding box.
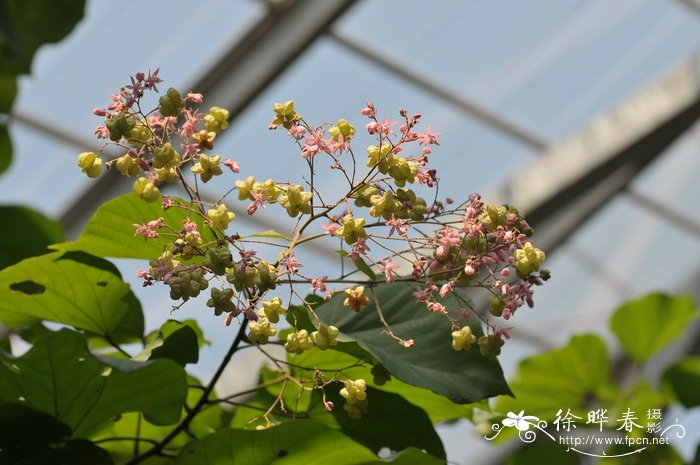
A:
[78,71,550,423]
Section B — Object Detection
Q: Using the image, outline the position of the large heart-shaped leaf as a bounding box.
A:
[313,283,510,403]
[495,334,613,420]
[51,193,216,260]
[0,205,64,270]
[0,329,187,437]
[175,421,442,465]
[610,293,697,361]
[0,403,113,464]
[662,356,700,408]
[0,251,143,340]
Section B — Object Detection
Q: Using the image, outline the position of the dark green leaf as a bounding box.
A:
[662,356,700,408]
[175,421,384,464]
[51,194,216,260]
[0,75,17,113]
[290,342,479,424]
[495,334,613,420]
[601,443,684,465]
[505,441,579,465]
[0,0,86,75]
[0,251,143,340]
[0,329,187,436]
[0,205,64,269]
[314,283,510,403]
[309,386,445,459]
[610,292,697,361]
[3,438,114,465]
[135,319,200,366]
[0,124,12,175]
[0,403,114,465]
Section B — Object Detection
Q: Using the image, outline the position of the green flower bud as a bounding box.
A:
[206,287,235,316]
[336,214,367,245]
[105,113,137,141]
[248,317,276,344]
[310,324,339,350]
[159,87,184,117]
[284,329,314,354]
[328,119,356,141]
[115,154,140,176]
[252,179,281,203]
[133,177,160,202]
[152,142,181,170]
[155,167,178,182]
[207,204,235,230]
[256,260,278,292]
[451,326,477,351]
[203,246,234,276]
[126,121,152,146]
[514,242,545,277]
[478,335,504,356]
[203,106,230,134]
[271,100,297,129]
[191,154,223,183]
[77,151,103,178]
[279,184,312,217]
[235,176,255,201]
[478,204,508,232]
[258,297,286,323]
[366,144,393,173]
[168,268,209,301]
[353,184,378,207]
[226,263,260,292]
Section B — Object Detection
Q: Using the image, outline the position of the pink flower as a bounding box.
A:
[162,196,174,210]
[181,109,201,136]
[287,126,306,139]
[401,339,415,348]
[439,282,453,297]
[223,159,240,173]
[280,253,303,274]
[93,108,107,116]
[310,276,328,294]
[94,126,109,139]
[185,92,203,103]
[412,285,436,302]
[349,238,370,263]
[320,220,339,236]
[246,190,270,215]
[133,221,159,240]
[378,258,400,284]
[427,302,447,315]
[417,127,441,146]
[385,216,408,236]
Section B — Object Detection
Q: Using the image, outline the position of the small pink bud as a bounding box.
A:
[224,312,234,326]
[224,159,240,173]
[324,401,334,412]
[93,107,107,116]
[501,268,510,277]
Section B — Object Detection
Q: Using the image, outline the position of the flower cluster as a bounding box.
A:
[78,71,550,419]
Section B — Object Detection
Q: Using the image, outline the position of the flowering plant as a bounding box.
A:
[0,70,549,464]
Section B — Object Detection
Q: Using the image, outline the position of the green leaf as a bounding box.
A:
[0,251,144,340]
[308,386,445,459]
[246,229,288,239]
[134,319,200,366]
[601,443,685,465]
[0,205,64,269]
[0,124,12,176]
[495,334,613,420]
[0,0,86,75]
[610,292,697,361]
[0,75,17,113]
[289,340,480,424]
[51,194,216,260]
[92,376,224,463]
[0,329,187,436]
[662,356,700,408]
[314,283,510,403]
[505,441,579,465]
[176,421,403,465]
[336,249,376,280]
[0,403,114,465]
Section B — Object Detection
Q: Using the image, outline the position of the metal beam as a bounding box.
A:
[489,50,700,253]
[328,29,550,152]
[54,0,359,235]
